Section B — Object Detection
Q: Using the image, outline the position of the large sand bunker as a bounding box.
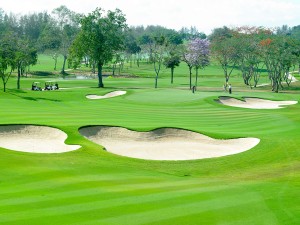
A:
[79,126,260,161]
[86,91,126,99]
[218,97,298,109]
[0,125,80,153]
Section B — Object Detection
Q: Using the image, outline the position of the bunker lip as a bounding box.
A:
[79,126,260,161]
[86,91,127,99]
[218,96,298,109]
[0,125,80,153]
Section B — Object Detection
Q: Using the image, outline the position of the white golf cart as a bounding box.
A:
[44,81,59,91]
[31,82,42,91]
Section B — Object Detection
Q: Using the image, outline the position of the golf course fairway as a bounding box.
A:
[0,75,299,225]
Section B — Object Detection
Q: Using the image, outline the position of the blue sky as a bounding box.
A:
[1,0,300,34]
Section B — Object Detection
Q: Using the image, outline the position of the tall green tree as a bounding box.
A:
[52,5,81,74]
[124,29,141,67]
[210,36,238,84]
[163,31,183,84]
[152,35,168,88]
[209,26,232,41]
[0,33,16,92]
[19,12,50,47]
[291,25,300,72]
[15,38,38,89]
[260,35,298,92]
[233,27,268,88]
[164,53,180,84]
[69,8,127,87]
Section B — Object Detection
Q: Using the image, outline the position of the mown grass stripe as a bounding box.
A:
[0,183,245,223]
[143,201,279,225]
[72,192,276,225]
[0,172,167,194]
[0,178,219,207]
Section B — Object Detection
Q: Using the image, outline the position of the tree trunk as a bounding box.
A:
[154,66,159,88]
[154,59,161,89]
[98,62,104,88]
[112,64,116,76]
[1,76,7,92]
[155,74,158,88]
[273,80,279,93]
[189,66,192,90]
[92,63,96,74]
[118,65,121,75]
[61,55,67,74]
[17,67,21,89]
[171,67,174,84]
[54,58,57,70]
[225,75,229,84]
[195,68,199,87]
[26,66,29,77]
[2,77,6,92]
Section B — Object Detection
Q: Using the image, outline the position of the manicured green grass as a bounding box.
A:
[0,59,299,224]
[30,54,65,73]
[30,54,242,78]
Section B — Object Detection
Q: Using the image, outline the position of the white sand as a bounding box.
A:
[79,126,260,161]
[86,91,127,99]
[218,97,298,109]
[288,73,298,82]
[0,125,80,153]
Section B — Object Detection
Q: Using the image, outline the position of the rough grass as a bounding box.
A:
[0,58,299,224]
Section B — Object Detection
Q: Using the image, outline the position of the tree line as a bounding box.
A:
[210,26,300,92]
[1,6,300,92]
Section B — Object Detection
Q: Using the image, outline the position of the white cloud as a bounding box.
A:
[1,0,300,34]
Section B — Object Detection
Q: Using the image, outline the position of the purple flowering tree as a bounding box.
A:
[182,38,210,89]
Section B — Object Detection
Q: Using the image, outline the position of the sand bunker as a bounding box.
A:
[86,91,126,99]
[0,125,80,153]
[79,126,260,161]
[218,97,298,109]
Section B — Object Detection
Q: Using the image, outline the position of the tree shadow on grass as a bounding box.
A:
[8,92,62,102]
[7,89,27,94]
[30,71,54,76]
[22,96,62,102]
[89,86,149,90]
[285,86,300,91]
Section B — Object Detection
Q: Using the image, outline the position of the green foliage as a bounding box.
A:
[210,36,239,83]
[0,33,16,92]
[164,55,180,69]
[18,12,51,45]
[69,8,127,87]
[208,26,233,41]
[260,34,299,92]
[51,6,81,74]
[15,38,38,89]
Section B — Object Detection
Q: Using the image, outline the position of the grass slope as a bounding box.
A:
[0,62,299,224]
